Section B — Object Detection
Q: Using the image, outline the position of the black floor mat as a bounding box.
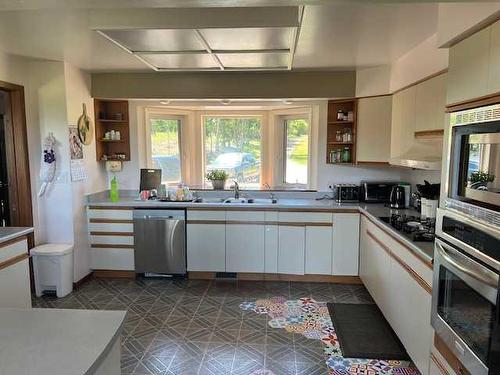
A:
[327,302,410,360]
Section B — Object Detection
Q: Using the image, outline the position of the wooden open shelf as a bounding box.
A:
[94,99,130,162]
[326,99,357,164]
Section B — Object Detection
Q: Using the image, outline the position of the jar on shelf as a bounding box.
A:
[335,130,342,142]
[337,110,343,121]
[342,147,351,163]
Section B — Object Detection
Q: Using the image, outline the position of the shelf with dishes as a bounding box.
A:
[327,99,357,165]
[94,99,130,162]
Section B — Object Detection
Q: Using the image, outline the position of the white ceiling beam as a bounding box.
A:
[288,5,304,70]
[90,7,299,30]
[194,29,224,70]
[132,49,291,55]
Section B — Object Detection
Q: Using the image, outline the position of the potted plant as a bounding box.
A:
[206,169,229,190]
[468,171,495,190]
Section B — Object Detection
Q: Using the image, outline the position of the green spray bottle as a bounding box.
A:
[110,175,119,202]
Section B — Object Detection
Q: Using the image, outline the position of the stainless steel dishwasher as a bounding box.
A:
[133,209,186,275]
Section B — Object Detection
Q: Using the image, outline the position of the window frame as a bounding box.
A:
[145,110,184,185]
[201,113,264,189]
[280,113,312,189]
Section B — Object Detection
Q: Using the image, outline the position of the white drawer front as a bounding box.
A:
[90,248,135,270]
[279,212,333,223]
[0,238,28,263]
[87,209,133,220]
[88,222,134,233]
[187,210,225,221]
[90,235,134,246]
[264,211,278,221]
[226,210,265,222]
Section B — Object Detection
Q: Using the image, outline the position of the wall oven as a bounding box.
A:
[432,208,500,375]
[448,103,500,214]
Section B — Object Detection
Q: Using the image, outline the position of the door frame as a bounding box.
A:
[0,80,33,245]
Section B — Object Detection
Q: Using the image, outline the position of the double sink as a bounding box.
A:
[193,197,278,204]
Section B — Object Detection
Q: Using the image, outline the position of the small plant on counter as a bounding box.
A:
[206,169,229,190]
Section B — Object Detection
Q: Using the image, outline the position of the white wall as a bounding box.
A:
[355,65,391,97]
[64,63,107,282]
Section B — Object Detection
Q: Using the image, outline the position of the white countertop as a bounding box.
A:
[0,227,33,245]
[0,308,126,375]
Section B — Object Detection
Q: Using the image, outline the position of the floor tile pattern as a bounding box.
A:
[32,278,373,375]
[239,297,420,375]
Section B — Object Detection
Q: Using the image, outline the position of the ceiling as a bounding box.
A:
[0,2,439,72]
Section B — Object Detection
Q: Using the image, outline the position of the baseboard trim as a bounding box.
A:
[93,270,136,279]
[73,271,94,289]
[188,272,362,284]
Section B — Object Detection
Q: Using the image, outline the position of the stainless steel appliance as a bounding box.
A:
[379,214,435,242]
[447,103,500,213]
[360,181,398,203]
[390,185,407,208]
[432,208,500,375]
[133,209,186,275]
[333,184,359,203]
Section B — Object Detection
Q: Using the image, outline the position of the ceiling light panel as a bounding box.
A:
[199,27,292,51]
[140,53,219,69]
[217,52,289,69]
[101,29,203,52]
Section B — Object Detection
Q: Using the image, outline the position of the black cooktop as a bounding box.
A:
[379,214,436,242]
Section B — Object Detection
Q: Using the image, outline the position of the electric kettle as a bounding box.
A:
[390,185,406,208]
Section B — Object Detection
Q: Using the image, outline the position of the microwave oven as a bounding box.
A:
[447,103,500,217]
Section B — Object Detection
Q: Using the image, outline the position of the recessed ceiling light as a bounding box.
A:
[160,100,170,105]
[220,99,231,105]
[283,99,293,105]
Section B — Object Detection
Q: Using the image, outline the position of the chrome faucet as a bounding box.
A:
[233,180,240,199]
[263,182,275,201]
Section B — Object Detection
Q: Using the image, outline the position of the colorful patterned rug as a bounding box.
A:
[240,297,420,375]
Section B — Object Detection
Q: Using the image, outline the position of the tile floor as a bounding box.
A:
[32,278,373,375]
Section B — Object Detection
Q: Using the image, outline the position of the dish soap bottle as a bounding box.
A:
[110,176,119,202]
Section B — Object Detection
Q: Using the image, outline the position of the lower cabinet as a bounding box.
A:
[332,213,360,275]
[305,226,332,275]
[359,215,433,375]
[187,223,226,272]
[226,224,265,272]
[0,237,31,309]
[264,225,279,273]
[278,225,306,275]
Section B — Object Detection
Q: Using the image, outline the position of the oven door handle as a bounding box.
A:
[436,240,498,288]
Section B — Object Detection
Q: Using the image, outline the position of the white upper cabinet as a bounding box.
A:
[415,73,446,132]
[447,24,493,104]
[489,20,500,95]
[391,86,416,158]
[356,96,392,163]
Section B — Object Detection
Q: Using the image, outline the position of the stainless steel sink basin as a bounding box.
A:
[222,198,278,204]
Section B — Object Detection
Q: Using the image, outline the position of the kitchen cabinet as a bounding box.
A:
[87,207,135,271]
[0,236,31,309]
[390,87,416,158]
[447,21,500,104]
[226,211,265,273]
[415,73,447,132]
[356,96,392,163]
[332,213,360,275]
[489,20,500,95]
[305,226,332,275]
[265,225,279,273]
[278,225,305,275]
[359,215,433,375]
[186,210,226,272]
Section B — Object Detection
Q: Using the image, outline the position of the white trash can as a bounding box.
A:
[32,244,74,298]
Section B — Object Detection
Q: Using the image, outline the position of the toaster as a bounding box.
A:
[333,184,360,203]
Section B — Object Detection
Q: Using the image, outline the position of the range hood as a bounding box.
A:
[389,138,443,170]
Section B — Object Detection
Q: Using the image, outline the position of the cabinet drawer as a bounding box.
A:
[90,248,135,270]
[226,210,265,222]
[90,235,134,246]
[0,238,28,263]
[88,209,133,220]
[88,222,134,233]
[187,210,225,221]
[278,212,333,224]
